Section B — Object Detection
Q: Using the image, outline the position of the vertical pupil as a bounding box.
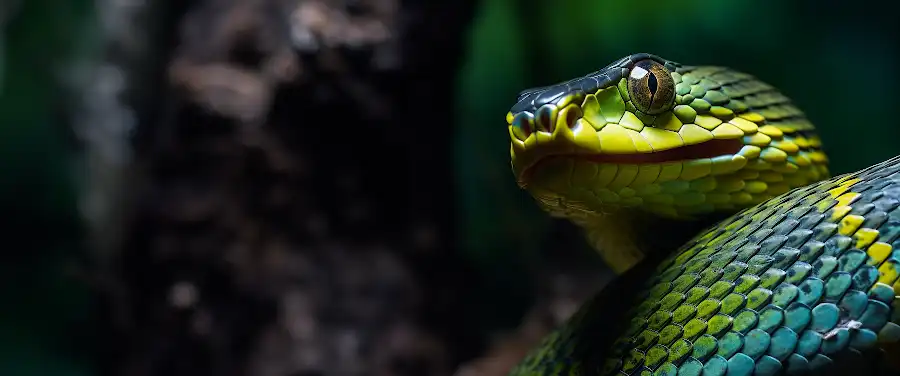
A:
[647,72,658,94]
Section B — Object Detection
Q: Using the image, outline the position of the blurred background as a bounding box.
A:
[2,0,899,375]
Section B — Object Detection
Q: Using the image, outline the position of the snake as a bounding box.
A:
[504,53,900,375]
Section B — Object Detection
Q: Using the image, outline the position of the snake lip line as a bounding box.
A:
[518,138,744,187]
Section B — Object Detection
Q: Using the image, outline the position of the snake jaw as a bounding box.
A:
[509,85,749,190]
[513,130,747,188]
[510,123,750,219]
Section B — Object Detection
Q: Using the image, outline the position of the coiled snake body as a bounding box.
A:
[505,53,900,375]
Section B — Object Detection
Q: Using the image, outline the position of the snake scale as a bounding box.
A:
[504,53,900,375]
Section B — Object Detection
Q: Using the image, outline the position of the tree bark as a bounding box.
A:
[100,1,479,375]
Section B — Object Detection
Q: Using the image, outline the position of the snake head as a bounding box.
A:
[508,53,830,220]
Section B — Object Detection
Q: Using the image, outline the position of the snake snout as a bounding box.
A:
[508,101,584,139]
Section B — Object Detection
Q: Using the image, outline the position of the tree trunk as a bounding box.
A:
[100,1,479,375]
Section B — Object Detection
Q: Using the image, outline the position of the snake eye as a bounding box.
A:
[627,59,675,115]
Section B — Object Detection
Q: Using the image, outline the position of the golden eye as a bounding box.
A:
[627,59,675,115]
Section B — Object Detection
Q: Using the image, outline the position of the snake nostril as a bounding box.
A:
[512,113,533,140]
[565,107,582,129]
[536,105,556,132]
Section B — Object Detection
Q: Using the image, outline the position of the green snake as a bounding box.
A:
[504,53,900,375]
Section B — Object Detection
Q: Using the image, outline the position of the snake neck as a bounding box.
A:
[574,209,728,274]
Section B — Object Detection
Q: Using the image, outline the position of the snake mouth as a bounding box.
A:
[578,139,743,164]
[518,138,744,187]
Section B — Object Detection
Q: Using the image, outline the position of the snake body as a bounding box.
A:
[505,53,900,375]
